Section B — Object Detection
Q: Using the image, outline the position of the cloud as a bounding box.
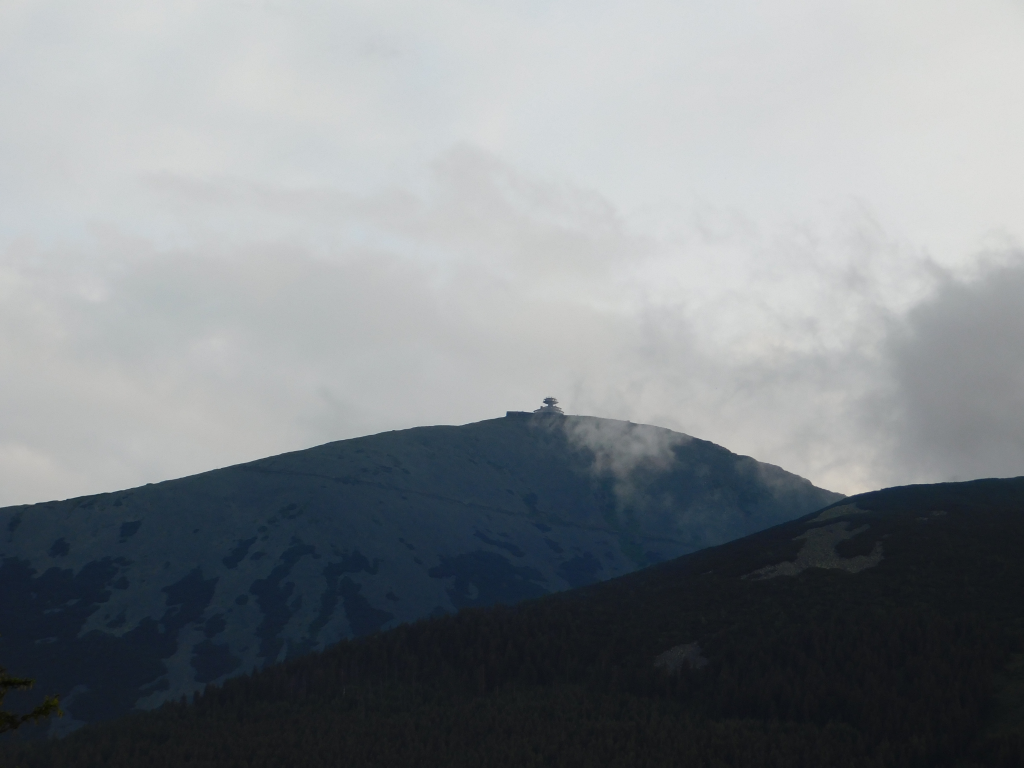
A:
[5,0,1024,264]
[4,0,1024,507]
[561,416,689,512]
[0,150,652,505]
[1,144,1023,508]
[563,417,688,479]
[879,255,1024,483]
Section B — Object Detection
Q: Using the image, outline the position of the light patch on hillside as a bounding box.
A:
[654,642,709,673]
[813,502,868,522]
[746,521,883,580]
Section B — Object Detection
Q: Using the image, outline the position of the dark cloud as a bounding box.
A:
[881,256,1024,483]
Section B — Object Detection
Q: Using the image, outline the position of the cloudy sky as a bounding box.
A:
[2,0,1024,506]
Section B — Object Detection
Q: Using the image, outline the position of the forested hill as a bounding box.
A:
[6,476,1024,767]
[0,412,838,732]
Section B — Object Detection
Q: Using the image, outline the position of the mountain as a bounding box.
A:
[5,476,1024,767]
[0,412,839,733]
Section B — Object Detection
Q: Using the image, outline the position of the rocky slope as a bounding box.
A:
[0,412,839,731]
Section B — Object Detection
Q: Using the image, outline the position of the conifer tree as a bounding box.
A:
[0,665,61,734]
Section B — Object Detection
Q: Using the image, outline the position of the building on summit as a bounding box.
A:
[534,397,563,415]
[506,397,564,418]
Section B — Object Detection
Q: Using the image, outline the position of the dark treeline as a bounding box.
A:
[4,479,1024,767]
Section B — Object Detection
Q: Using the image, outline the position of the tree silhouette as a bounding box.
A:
[0,665,61,734]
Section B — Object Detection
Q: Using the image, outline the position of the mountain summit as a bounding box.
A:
[0,412,839,731]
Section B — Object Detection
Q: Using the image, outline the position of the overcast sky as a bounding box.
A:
[2,0,1024,506]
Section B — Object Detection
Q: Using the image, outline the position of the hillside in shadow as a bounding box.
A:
[5,476,1023,766]
[0,411,838,731]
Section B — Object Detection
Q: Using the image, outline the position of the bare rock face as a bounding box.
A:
[0,414,840,732]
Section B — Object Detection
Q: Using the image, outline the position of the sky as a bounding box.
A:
[2,0,1024,506]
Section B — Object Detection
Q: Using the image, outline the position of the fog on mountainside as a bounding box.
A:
[0,410,838,734]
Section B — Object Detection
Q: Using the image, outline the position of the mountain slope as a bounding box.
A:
[0,412,838,731]
[5,476,1024,767]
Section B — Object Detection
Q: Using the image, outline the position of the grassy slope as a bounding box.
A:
[4,477,1024,767]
